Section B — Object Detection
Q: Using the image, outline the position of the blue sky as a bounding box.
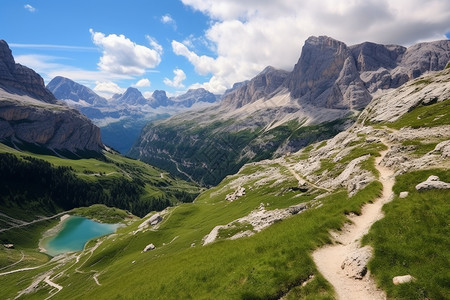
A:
[1,0,449,98]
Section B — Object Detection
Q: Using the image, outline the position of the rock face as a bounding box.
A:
[0,40,103,155]
[150,90,170,108]
[222,66,289,108]
[0,96,103,154]
[47,76,108,106]
[285,36,372,110]
[0,40,56,103]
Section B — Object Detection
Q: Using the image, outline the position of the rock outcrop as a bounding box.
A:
[0,40,56,103]
[415,175,450,191]
[0,96,103,154]
[47,76,108,106]
[0,40,103,155]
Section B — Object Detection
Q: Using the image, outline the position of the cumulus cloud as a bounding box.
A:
[133,78,151,87]
[161,14,177,29]
[24,4,36,12]
[178,0,450,93]
[164,68,186,88]
[94,81,126,98]
[90,29,162,76]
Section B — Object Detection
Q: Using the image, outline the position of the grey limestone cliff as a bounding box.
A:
[0,40,56,103]
[0,40,103,155]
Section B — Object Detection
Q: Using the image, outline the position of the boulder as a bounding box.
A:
[148,213,162,226]
[415,176,450,191]
[399,191,409,198]
[143,243,155,252]
[341,246,372,279]
[393,274,416,285]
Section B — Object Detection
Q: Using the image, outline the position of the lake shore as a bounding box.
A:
[39,214,71,254]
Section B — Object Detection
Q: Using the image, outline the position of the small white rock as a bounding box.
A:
[393,275,416,285]
[399,191,409,198]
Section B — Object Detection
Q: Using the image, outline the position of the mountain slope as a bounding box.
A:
[129,36,450,186]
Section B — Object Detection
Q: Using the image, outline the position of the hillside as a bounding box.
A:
[1,67,448,299]
[129,37,450,186]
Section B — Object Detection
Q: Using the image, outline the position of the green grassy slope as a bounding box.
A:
[129,117,351,186]
[0,136,385,299]
[0,143,199,221]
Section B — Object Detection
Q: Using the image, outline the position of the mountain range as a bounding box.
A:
[46,76,220,153]
[129,36,450,186]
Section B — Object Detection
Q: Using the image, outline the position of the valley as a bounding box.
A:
[0,29,449,300]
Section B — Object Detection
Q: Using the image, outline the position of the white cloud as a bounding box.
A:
[179,0,450,93]
[89,29,162,76]
[24,4,36,13]
[164,68,186,88]
[146,35,163,55]
[14,54,132,85]
[94,81,126,98]
[161,14,177,29]
[133,78,151,87]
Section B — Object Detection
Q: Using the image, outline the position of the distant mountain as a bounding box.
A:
[47,77,221,153]
[149,90,171,108]
[129,36,450,186]
[112,87,148,106]
[171,88,217,107]
[0,40,103,157]
[47,76,108,106]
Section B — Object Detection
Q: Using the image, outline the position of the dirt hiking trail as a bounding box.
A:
[312,141,394,300]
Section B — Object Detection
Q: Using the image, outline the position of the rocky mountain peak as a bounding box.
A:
[0,40,56,103]
[150,90,170,108]
[47,76,107,106]
[285,35,371,110]
[114,87,148,106]
[172,88,216,107]
[221,66,289,108]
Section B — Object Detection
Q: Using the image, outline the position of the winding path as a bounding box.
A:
[312,141,394,300]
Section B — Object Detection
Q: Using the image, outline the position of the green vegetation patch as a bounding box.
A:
[217,222,254,240]
[387,98,450,129]
[363,169,450,300]
[71,204,134,224]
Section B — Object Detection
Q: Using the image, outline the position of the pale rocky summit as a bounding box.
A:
[0,40,103,155]
[0,40,56,103]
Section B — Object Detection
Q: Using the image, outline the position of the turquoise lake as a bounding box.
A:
[43,216,119,256]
